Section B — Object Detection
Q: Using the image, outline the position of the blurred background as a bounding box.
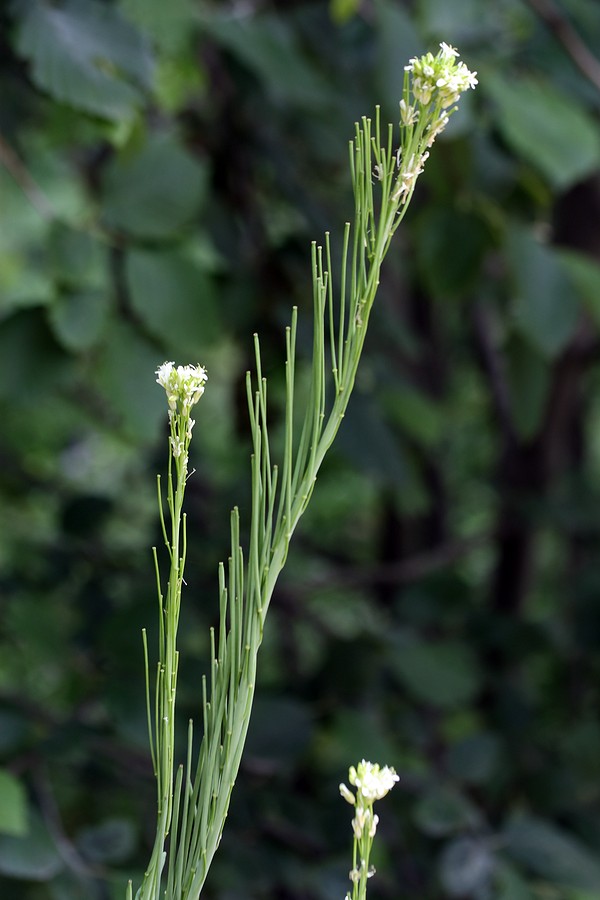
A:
[2,0,600,898]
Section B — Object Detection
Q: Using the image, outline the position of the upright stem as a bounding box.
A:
[132,43,477,899]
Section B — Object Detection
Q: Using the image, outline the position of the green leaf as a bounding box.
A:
[0,310,69,401]
[373,0,421,111]
[315,709,398,774]
[154,56,206,114]
[508,228,581,358]
[484,73,600,190]
[0,813,63,879]
[0,169,54,312]
[0,712,27,756]
[417,208,490,298]
[505,334,551,441]
[414,786,480,837]
[382,382,443,448]
[125,248,219,353]
[101,133,207,239]
[418,0,504,43]
[392,639,482,708]
[495,861,536,900]
[76,818,137,864]
[503,817,600,891]
[337,391,408,489]
[329,0,360,24]
[14,0,154,121]
[119,0,195,54]
[48,290,110,352]
[47,223,105,291]
[245,698,313,769]
[439,837,495,897]
[559,250,600,329]
[446,732,501,785]
[0,770,27,837]
[201,12,333,109]
[91,320,165,442]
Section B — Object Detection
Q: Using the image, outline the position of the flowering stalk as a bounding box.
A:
[133,363,207,900]
[129,44,476,900]
[340,761,399,900]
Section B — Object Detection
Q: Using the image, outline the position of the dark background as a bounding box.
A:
[2,1,600,897]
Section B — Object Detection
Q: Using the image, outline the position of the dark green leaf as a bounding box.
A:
[439,837,494,897]
[337,390,408,489]
[417,208,489,298]
[120,0,195,54]
[0,310,69,401]
[315,710,397,774]
[14,0,153,121]
[503,816,600,891]
[101,133,207,239]
[505,334,551,440]
[201,12,333,109]
[76,818,137,864]
[418,0,503,43]
[392,639,482,708]
[0,813,63,880]
[125,248,219,353]
[446,732,501,785]
[373,0,421,112]
[0,770,27,837]
[508,228,581,358]
[382,383,443,448]
[494,861,535,900]
[414,785,480,837]
[91,320,165,441]
[0,711,28,756]
[48,290,110,352]
[47,223,106,290]
[560,250,600,329]
[245,697,313,769]
[484,73,600,190]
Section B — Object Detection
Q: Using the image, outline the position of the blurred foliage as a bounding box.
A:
[1,0,600,898]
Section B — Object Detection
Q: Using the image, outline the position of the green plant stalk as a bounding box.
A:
[134,375,205,900]
[174,118,404,900]
[352,811,376,900]
[340,761,398,899]
[174,119,409,900]
[132,43,477,899]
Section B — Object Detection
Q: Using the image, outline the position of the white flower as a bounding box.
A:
[439,41,459,59]
[351,807,380,839]
[392,152,429,204]
[339,782,356,805]
[425,113,450,147]
[156,362,208,413]
[348,760,399,802]
[404,44,477,111]
[399,99,419,126]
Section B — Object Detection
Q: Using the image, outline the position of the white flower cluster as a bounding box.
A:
[340,761,397,898]
[386,43,477,207]
[405,42,478,109]
[156,362,208,414]
[156,362,207,464]
[343,759,399,803]
[339,759,399,845]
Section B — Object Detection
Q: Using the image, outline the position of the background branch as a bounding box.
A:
[523,0,600,92]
